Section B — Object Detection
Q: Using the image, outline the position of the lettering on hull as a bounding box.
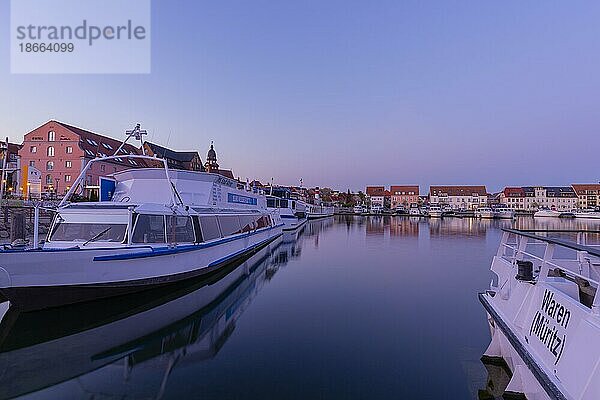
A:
[528,289,571,365]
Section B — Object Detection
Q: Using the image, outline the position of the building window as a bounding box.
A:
[66,146,73,154]
[29,160,35,167]
[47,146,55,157]
[48,131,55,142]
[46,174,52,184]
[65,175,71,182]
[30,145,37,153]
[46,161,54,170]
[65,161,72,168]
[100,164,105,172]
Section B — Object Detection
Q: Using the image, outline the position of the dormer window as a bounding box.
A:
[102,143,113,150]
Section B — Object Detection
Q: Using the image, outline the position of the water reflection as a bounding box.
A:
[0,222,328,400]
[1,216,599,399]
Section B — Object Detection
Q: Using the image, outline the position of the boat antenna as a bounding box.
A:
[113,123,148,156]
[270,177,274,196]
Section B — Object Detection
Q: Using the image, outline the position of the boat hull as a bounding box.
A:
[0,226,282,311]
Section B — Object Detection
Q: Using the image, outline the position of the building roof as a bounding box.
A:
[55,121,145,167]
[572,184,600,194]
[545,186,577,197]
[366,186,386,197]
[215,169,234,179]
[430,185,487,196]
[390,185,419,195]
[503,187,525,197]
[144,142,200,163]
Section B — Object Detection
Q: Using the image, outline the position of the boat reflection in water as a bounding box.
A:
[0,223,319,400]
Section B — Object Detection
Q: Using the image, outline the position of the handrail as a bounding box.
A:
[502,228,600,258]
[500,242,600,287]
[58,154,183,208]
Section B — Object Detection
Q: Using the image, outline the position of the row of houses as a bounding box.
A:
[365,184,600,211]
[0,120,234,199]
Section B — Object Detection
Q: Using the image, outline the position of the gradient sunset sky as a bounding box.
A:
[1,1,599,192]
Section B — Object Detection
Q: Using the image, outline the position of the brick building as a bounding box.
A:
[19,121,143,198]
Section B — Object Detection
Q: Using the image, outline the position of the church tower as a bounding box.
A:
[204,141,219,173]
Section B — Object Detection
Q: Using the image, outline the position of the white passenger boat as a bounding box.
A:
[476,207,494,219]
[534,208,561,218]
[574,209,600,220]
[428,204,443,218]
[305,203,334,219]
[0,153,283,310]
[493,206,515,219]
[353,205,363,214]
[480,228,600,400]
[266,190,307,231]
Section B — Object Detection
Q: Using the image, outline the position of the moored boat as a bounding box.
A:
[479,228,600,399]
[574,209,600,220]
[428,204,443,218]
[305,203,334,219]
[493,206,515,219]
[266,188,307,231]
[534,208,561,218]
[0,150,283,310]
[476,207,494,219]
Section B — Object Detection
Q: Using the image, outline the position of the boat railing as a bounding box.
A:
[497,228,600,312]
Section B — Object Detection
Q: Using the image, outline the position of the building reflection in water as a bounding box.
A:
[0,221,331,400]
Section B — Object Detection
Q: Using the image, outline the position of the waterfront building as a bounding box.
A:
[499,186,578,211]
[366,186,387,208]
[143,142,204,171]
[18,121,144,198]
[1,141,23,196]
[390,185,419,208]
[572,184,600,209]
[499,187,527,210]
[428,185,488,210]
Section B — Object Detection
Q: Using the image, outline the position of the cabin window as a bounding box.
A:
[240,215,258,232]
[50,222,127,242]
[218,215,242,236]
[267,198,276,208]
[280,199,288,208]
[199,216,221,241]
[132,214,166,243]
[257,215,271,229]
[166,216,195,243]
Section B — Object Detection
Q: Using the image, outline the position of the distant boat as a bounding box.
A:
[476,207,494,219]
[533,208,561,218]
[305,204,334,219]
[574,209,600,220]
[493,206,515,219]
[408,203,421,216]
[266,193,307,231]
[428,204,443,218]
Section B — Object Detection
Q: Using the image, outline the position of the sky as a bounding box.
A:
[1,1,599,192]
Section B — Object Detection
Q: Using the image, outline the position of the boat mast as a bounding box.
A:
[113,123,148,156]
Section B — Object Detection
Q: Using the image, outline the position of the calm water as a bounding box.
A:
[1,216,599,399]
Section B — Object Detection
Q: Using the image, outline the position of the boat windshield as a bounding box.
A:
[50,222,127,242]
